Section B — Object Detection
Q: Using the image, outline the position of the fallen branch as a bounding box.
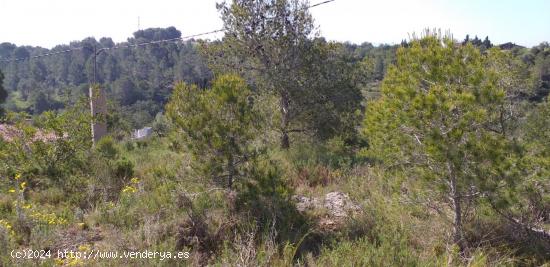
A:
[489,200,550,241]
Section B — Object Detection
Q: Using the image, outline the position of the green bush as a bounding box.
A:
[114,158,134,179]
[236,158,309,244]
[96,137,119,160]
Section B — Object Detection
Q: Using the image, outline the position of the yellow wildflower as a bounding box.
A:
[8,189,15,193]
[78,244,91,252]
[14,173,21,180]
[121,185,137,193]
[20,181,27,190]
[21,203,67,226]
[0,219,16,238]
[54,258,64,266]
[130,177,140,184]
[66,257,83,266]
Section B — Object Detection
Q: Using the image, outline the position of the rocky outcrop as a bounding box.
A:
[0,123,62,142]
[323,192,362,217]
[293,191,362,231]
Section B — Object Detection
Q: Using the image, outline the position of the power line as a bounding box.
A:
[97,29,224,53]
[0,47,83,63]
[309,0,335,8]
[0,29,225,63]
[0,0,336,63]
[90,29,225,83]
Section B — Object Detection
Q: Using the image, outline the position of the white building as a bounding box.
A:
[132,127,153,140]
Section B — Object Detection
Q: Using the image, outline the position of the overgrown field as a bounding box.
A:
[0,1,549,265]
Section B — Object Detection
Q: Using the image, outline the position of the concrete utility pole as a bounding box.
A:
[89,85,107,146]
[89,46,108,146]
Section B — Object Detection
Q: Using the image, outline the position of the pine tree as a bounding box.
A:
[166,74,260,188]
[482,36,493,49]
[363,33,525,254]
[462,34,470,45]
[205,0,362,148]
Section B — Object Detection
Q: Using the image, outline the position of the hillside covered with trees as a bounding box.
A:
[0,0,549,266]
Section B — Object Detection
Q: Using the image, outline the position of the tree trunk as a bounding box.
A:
[227,153,234,189]
[449,169,466,255]
[281,131,290,149]
[280,91,290,149]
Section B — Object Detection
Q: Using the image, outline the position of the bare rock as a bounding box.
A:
[323,192,362,218]
[293,192,362,232]
[293,191,361,217]
[292,195,319,212]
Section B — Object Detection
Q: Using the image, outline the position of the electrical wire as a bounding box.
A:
[0,47,83,62]
[0,29,225,62]
[309,0,335,8]
[98,29,225,53]
[0,0,336,63]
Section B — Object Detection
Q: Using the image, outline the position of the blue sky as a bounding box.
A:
[0,0,549,48]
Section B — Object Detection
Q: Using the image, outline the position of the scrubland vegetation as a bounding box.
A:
[1,0,549,266]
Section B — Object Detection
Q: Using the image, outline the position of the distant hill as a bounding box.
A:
[0,27,212,128]
[1,28,549,126]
